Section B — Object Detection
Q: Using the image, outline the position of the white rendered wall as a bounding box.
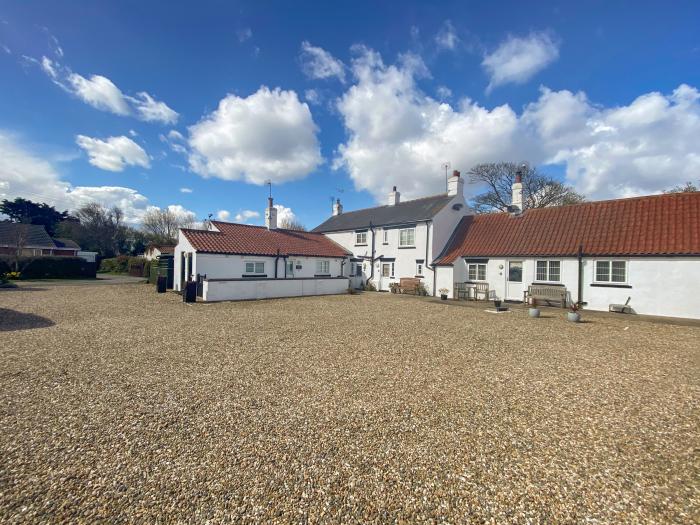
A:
[203,277,349,302]
[195,254,345,280]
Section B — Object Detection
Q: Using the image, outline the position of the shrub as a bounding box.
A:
[416,283,428,296]
[99,255,132,274]
[363,281,377,292]
[0,256,96,279]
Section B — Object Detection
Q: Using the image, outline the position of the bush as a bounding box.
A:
[0,256,96,279]
[99,255,131,274]
[363,281,377,292]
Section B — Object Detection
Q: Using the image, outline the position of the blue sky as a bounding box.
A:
[1,1,699,228]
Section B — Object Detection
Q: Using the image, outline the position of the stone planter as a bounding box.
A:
[567,312,581,322]
[440,294,448,300]
[529,308,540,318]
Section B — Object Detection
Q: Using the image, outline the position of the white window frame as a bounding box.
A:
[535,260,561,283]
[244,261,265,275]
[399,227,415,247]
[382,229,389,244]
[467,263,487,281]
[355,231,367,245]
[315,260,330,275]
[381,263,392,278]
[416,262,423,276]
[594,259,628,284]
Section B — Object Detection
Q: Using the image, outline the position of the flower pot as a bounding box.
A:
[494,300,502,308]
[529,308,540,318]
[567,312,581,322]
[440,294,448,300]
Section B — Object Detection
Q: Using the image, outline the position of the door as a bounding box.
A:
[286,260,294,278]
[506,261,525,301]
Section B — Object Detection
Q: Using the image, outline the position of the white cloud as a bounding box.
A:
[237,28,253,42]
[1,44,11,55]
[179,187,193,193]
[187,86,322,185]
[32,56,178,124]
[305,88,322,105]
[163,204,196,223]
[234,209,260,223]
[128,129,138,137]
[335,47,700,201]
[300,41,346,82]
[217,209,230,220]
[0,131,152,223]
[435,20,459,51]
[482,32,559,91]
[273,204,295,225]
[436,85,452,100]
[76,135,151,172]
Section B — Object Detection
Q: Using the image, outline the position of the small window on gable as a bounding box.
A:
[355,231,367,245]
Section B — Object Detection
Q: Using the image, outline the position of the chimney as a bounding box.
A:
[511,171,523,213]
[388,186,400,206]
[265,197,277,229]
[332,198,343,216]
[447,170,464,197]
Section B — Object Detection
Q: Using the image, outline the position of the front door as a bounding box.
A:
[506,260,525,301]
[286,260,294,278]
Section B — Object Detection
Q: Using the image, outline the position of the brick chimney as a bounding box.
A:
[265,197,277,229]
[332,198,343,216]
[388,186,400,206]
[447,170,464,197]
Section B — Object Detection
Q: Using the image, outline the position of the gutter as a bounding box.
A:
[366,221,375,287]
[423,220,436,296]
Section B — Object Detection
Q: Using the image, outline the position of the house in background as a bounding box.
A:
[0,223,81,257]
[433,184,700,319]
[174,197,351,301]
[312,171,472,294]
[144,243,175,261]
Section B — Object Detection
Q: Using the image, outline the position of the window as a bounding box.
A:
[355,231,367,245]
[416,262,423,276]
[399,227,415,247]
[381,263,391,277]
[536,260,561,282]
[382,229,388,244]
[391,262,395,277]
[354,263,362,277]
[468,263,487,281]
[595,260,627,283]
[316,260,330,275]
[245,261,265,274]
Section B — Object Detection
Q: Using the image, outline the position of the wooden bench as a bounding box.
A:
[399,277,421,295]
[524,284,567,307]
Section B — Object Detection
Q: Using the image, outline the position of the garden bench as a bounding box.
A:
[524,284,567,307]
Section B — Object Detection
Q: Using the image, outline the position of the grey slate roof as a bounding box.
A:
[312,194,453,233]
[53,238,81,249]
[0,223,56,247]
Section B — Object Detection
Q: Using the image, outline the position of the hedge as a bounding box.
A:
[99,256,151,277]
[0,256,97,279]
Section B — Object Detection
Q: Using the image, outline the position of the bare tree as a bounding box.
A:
[71,203,127,256]
[10,223,28,272]
[468,162,586,213]
[142,208,195,243]
[278,217,307,231]
[664,181,699,193]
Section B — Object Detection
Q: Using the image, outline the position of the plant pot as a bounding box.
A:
[567,312,581,322]
[529,308,540,318]
[494,300,502,308]
[440,294,448,300]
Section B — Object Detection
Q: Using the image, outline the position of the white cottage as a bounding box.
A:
[312,171,472,294]
[433,186,700,319]
[174,197,351,301]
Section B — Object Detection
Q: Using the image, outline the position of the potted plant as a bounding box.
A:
[494,299,502,308]
[529,298,540,318]
[438,288,449,300]
[568,303,582,322]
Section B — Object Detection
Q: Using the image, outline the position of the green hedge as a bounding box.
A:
[99,256,151,277]
[0,256,96,279]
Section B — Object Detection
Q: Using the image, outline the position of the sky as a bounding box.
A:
[1,1,699,228]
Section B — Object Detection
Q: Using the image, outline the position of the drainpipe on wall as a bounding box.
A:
[423,220,435,296]
[283,255,288,278]
[366,221,375,287]
[274,249,280,279]
[577,244,585,305]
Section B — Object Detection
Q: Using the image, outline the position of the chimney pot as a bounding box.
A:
[453,170,460,178]
[392,186,397,191]
[388,186,400,206]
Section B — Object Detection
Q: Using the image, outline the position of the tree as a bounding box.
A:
[278,217,307,231]
[57,203,127,257]
[468,162,586,213]
[0,198,69,236]
[141,207,195,244]
[665,181,699,193]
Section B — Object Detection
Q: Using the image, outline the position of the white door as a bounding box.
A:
[505,261,525,301]
[286,260,294,278]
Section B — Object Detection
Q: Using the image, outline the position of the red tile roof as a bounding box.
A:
[435,192,700,264]
[181,221,351,258]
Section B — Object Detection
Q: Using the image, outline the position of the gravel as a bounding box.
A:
[1,284,698,523]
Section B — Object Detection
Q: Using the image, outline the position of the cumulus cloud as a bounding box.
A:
[334,47,700,201]
[236,28,253,43]
[482,32,559,91]
[435,20,459,51]
[217,209,230,220]
[234,209,260,223]
[187,86,322,184]
[273,204,296,225]
[179,187,193,193]
[300,41,346,82]
[76,135,151,172]
[32,56,178,124]
[0,131,152,222]
[305,88,322,105]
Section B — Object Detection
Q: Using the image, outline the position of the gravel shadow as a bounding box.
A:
[0,308,55,331]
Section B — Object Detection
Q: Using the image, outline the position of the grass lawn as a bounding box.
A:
[1,284,698,522]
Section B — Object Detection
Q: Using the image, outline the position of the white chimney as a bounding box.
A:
[447,170,464,197]
[511,171,523,213]
[332,198,343,216]
[265,197,277,229]
[388,186,400,206]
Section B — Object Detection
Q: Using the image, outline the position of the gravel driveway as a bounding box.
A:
[1,284,698,523]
